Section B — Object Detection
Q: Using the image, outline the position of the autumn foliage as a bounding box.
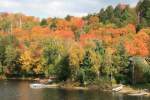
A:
[125,30,149,56]
[0,2,150,84]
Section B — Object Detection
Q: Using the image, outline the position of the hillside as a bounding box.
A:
[0,0,150,85]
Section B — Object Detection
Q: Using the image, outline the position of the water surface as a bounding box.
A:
[0,80,149,100]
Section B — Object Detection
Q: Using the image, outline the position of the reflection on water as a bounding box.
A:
[0,80,149,100]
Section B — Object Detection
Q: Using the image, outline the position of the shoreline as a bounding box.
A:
[40,83,150,97]
[118,86,150,96]
[1,78,150,96]
[45,84,150,97]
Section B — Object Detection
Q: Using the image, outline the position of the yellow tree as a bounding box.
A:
[20,49,43,75]
[88,49,101,79]
[68,43,84,81]
[19,50,33,73]
[20,50,33,72]
[32,57,43,74]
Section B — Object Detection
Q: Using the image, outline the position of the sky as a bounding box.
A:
[0,0,139,19]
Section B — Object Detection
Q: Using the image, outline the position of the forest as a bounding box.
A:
[0,0,150,86]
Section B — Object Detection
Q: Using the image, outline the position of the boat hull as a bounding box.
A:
[30,84,46,89]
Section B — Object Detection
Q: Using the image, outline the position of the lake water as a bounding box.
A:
[0,80,150,100]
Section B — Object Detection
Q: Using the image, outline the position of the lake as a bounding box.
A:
[0,80,150,100]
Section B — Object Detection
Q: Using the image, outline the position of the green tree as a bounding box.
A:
[99,8,107,23]
[4,45,20,75]
[55,56,70,81]
[42,39,64,77]
[113,43,129,83]
[128,56,150,83]
[105,6,114,23]
[0,62,3,75]
[65,15,71,21]
[136,0,150,28]
[0,38,5,66]
[94,40,105,55]
[121,6,137,26]
[0,35,19,75]
[50,22,57,30]
[40,19,48,27]
[23,21,38,30]
[101,48,117,84]
[81,49,101,82]
[1,34,19,47]
[0,19,11,33]
[74,29,84,41]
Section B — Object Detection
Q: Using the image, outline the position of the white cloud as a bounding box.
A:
[0,0,21,7]
[0,0,140,18]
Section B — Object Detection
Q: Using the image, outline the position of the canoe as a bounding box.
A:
[30,83,46,89]
[112,85,123,92]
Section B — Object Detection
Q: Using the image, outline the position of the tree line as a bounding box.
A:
[0,0,150,86]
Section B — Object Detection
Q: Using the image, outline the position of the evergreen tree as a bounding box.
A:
[136,0,150,28]
[40,19,48,27]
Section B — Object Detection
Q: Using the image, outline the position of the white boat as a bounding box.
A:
[48,79,53,83]
[128,92,147,96]
[112,85,123,92]
[30,83,46,89]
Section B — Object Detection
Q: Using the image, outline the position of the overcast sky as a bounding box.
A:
[0,0,139,19]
